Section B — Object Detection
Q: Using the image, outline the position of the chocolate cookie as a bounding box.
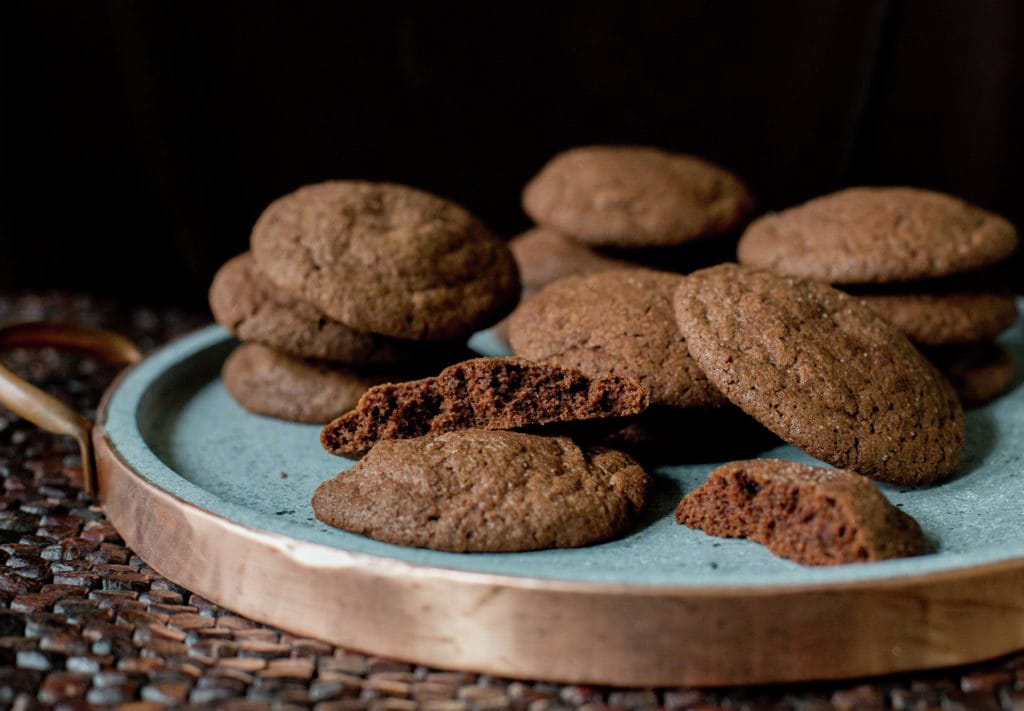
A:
[251,181,520,340]
[321,357,649,455]
[312,429,650,552]
[223,343,396,423]
[737,187,1019,284]
[926,342,1016,407]
[522,146,754,248]
[510,227,631,291]
[508,269,725,408]
[673,264,964,485]
[676,459,924,565]
[210,253,455,363]
[855,291,1018,346]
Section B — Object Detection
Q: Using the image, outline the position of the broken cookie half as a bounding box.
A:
[676,459,924,566]
[321,357,650,456]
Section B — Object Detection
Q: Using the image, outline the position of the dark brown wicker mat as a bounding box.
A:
[0,293,1022,710]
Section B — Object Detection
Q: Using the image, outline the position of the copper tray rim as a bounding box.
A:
[86,327,1024,686]
[93,413,1024,686]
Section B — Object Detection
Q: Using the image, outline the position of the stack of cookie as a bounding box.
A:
[738,187,1020,406]
[210,181,520,423]
[512,145,755,293]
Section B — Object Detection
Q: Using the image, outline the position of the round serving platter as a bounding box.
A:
[90,317,1024,687]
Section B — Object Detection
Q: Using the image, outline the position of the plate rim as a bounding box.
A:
[91,324,1024,686]
[101,323,1024,590]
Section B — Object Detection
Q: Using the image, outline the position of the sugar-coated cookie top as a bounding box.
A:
[523,146,753,248]
[251,181,520,340]
[738,187,1018,284]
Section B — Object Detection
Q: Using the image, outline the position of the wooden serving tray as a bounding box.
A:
[10,318,1024,687]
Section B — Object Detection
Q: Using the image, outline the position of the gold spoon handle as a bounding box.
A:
[0,322,142,495]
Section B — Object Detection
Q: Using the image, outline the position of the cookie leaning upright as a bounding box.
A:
[523,146,753,249]
[673,264,964,485]
[251,181,520,340]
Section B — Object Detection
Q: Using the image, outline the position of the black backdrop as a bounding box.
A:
[1,1,1021,305]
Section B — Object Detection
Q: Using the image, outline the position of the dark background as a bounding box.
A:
[1,1,1021,306]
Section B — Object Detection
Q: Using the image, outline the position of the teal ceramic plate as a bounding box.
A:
[103,319,1024,588]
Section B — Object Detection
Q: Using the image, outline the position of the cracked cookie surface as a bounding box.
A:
[673,264,964,485]
[737,187,1018,284]
[508,269,725,408]
[210,253,454,363]
[522,146,753,248]
[676,459,924,565]
[312,429,650,552]
[251,181,520,340]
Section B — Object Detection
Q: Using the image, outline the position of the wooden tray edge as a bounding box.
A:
[93,396,1024,686]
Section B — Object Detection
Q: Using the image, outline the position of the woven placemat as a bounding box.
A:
[0,293,1022,710]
